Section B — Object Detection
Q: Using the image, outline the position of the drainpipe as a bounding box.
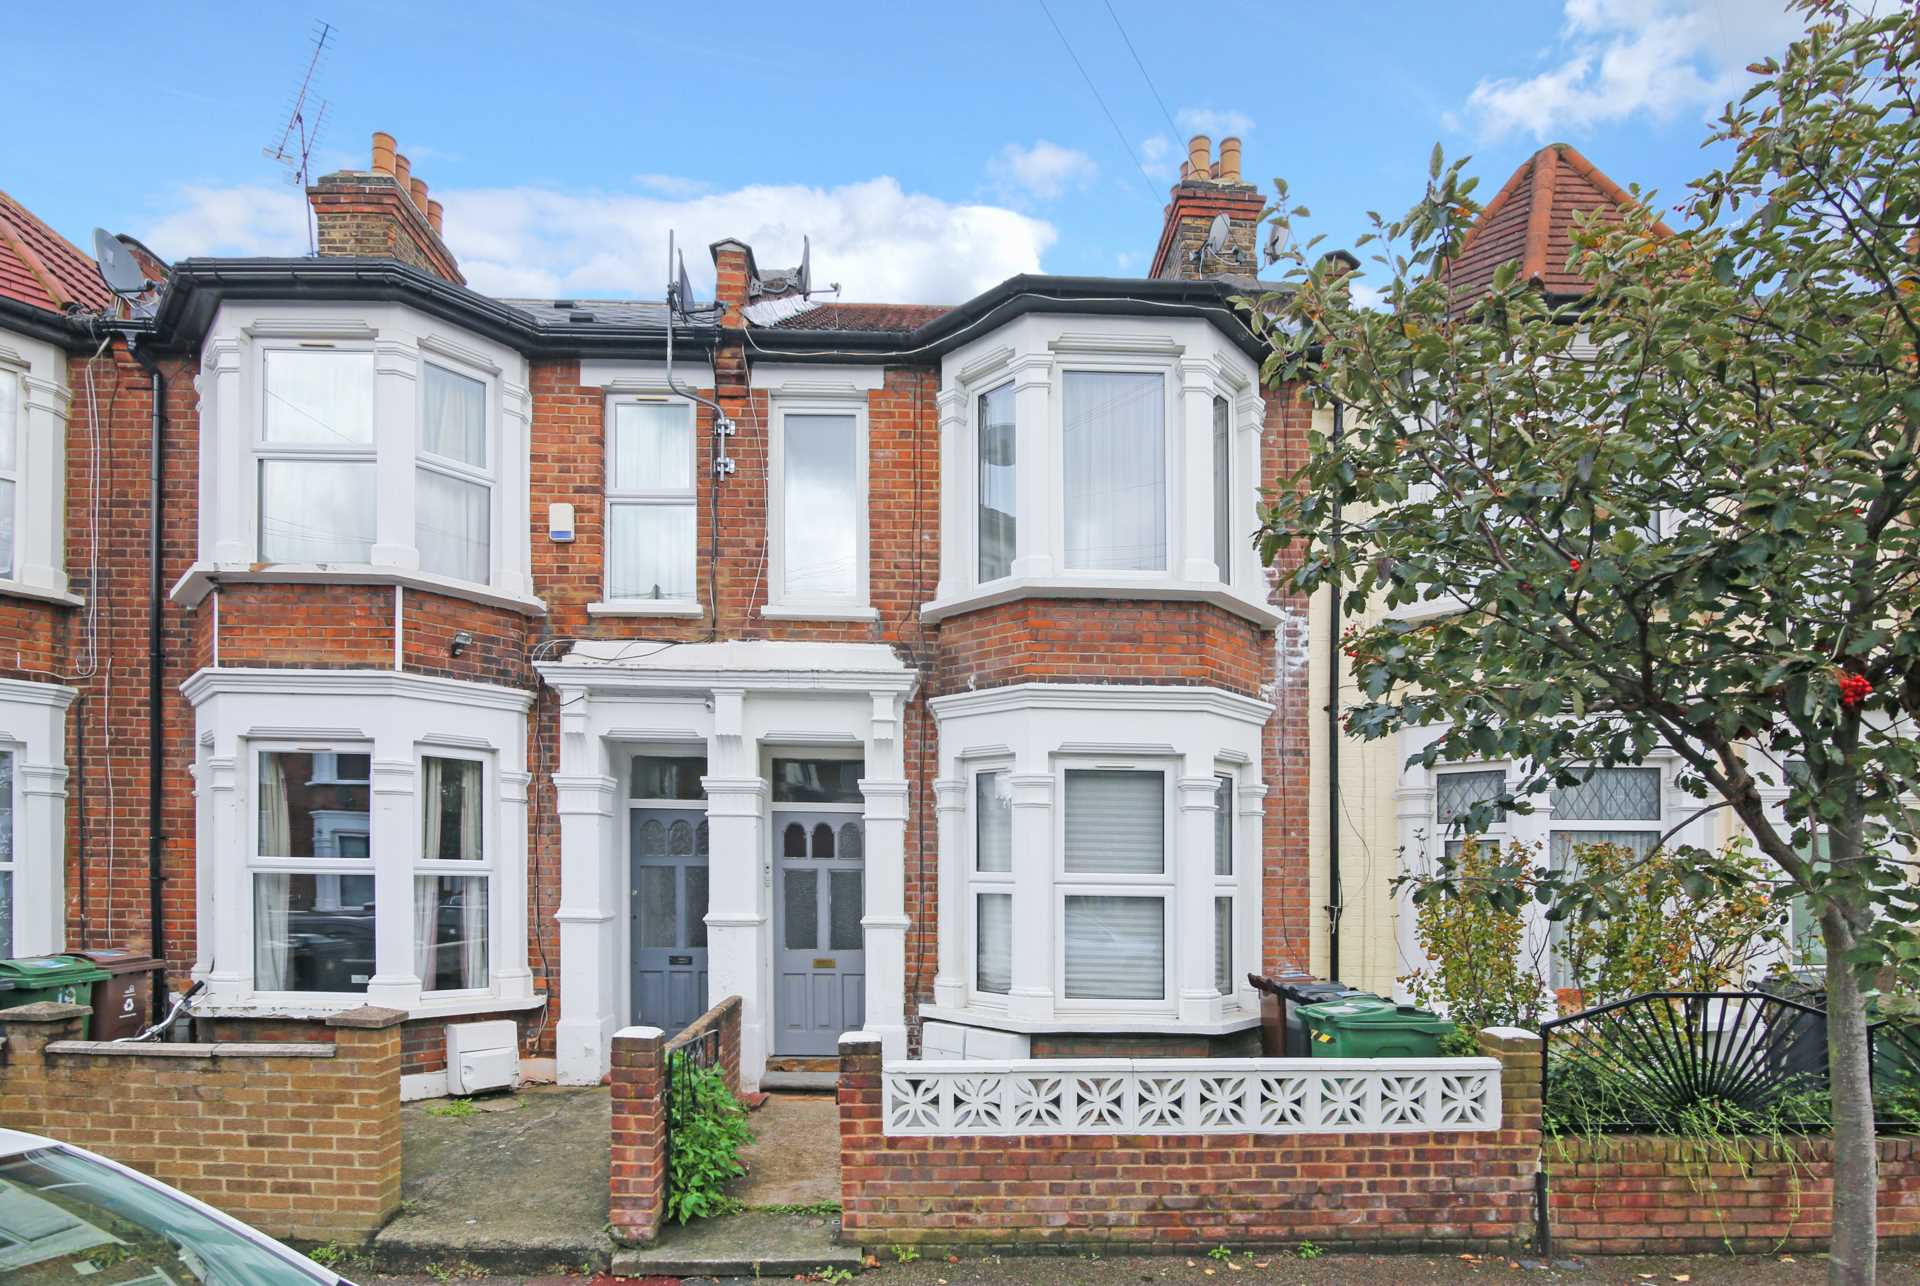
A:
[1325,396,1345,983]
[131,343,167,1013]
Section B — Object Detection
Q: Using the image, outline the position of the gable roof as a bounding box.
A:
[0,190,112,317]
[1448,143,1672,305]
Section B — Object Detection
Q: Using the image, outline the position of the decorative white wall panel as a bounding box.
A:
[882,1057,1501,1136]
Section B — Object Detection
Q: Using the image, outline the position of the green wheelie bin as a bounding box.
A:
[0,955,110,1011]
[1296,995,1456,1058]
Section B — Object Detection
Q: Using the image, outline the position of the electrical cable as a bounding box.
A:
[1100,0,1184,143]
[1035,0,1162,200]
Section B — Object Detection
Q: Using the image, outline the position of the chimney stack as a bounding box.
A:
[1148,135,1264,281]
[303,130,465,285]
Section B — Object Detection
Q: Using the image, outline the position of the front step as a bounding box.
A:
[760,1070,838,1092]
[610,1210,860,1278]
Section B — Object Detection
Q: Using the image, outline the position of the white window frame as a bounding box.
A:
[965,761,1016,1007]
[765,394,872,619]
[1053,758,1177,1014]
[0,743,15,958]
[1212,767,1237,996]
[602,393,700,611]
[1054,361,1176,578]
[414,358,497,586]
[974,380,1016,585]
[414,749,493,998]
[0,366,19,580]
[1431,765,1514,861]
[247,739,379,1001]
[253,341,378,567]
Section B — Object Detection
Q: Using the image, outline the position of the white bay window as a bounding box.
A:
[416,754,489,993]
[258,349,377,565]
[933,683,1268,1033]
[930,315,1268,625]
[416,364,492,583]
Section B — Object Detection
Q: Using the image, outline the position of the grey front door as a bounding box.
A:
[772,811,866,1055]
[630,808,709,1033]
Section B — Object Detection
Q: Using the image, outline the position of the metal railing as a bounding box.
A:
[662,1024,723,1175]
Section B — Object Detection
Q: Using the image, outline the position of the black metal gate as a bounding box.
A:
[662,1024,723,1178]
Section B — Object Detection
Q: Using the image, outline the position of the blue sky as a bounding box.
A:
[3,0,1805,305]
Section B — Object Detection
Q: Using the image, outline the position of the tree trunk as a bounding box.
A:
[1824,907,1877,1286]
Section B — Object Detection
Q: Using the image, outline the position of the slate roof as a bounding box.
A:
[1448,143,1672,306]
[0,189,112,316]
[762,300,953,332]
[497,298,673,330]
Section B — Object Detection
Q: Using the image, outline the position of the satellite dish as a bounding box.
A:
[1264,221,1289,266]
[93,229,150,295]
[1202,212,1232,259]
[675,249,698,316]
[796,236,812,299]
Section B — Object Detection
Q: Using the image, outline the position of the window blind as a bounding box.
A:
[1064,895,1164,999]
[1063,770,1164,874]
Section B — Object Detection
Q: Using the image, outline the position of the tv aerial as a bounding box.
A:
[1264,220,1290,266]
[91,228,157,319]
[263,20,335,253]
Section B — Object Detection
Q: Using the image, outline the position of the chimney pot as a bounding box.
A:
[1219,137,1242,184]
[371,131,396,175]
[393,152,412,189]
[410,177,429,212]
[427,199,444,235]
[1187,135,1211,179]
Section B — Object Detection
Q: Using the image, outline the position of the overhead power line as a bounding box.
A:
[1101,0,1183,144]
[1035,0,1159,201]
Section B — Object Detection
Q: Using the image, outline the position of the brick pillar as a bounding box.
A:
[0,1002,91,1130]
[836,1033,885,1240]
[1478,1026,1544,1137]
[324,1006,407,1234]
[710,240,756,327]
[610,1025,667,1244]
[716,996,743,1097]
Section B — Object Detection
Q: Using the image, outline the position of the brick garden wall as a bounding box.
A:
[836,1029,1544,1252]
[1546,1132,1920,1254]
[0,1001,404,1242]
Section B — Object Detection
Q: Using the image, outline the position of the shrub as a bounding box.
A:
[665,1053,755,1224]
[1400,839,1548,1030]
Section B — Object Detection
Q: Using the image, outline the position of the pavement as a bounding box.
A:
[358,1248,1919,1284]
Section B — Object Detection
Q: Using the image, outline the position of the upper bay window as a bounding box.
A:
[606,398,697,604]
[0,367,19,578]
[182,305,535,612]
[933,316,1264,623]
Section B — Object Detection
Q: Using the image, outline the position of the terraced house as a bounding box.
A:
[0,130,1335,1094]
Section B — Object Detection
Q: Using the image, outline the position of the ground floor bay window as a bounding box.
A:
[185,668,534,1017]
[930,683,1269,1034]
[0,678,73,960]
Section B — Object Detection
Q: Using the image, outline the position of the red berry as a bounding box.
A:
[1568,558,1582,572]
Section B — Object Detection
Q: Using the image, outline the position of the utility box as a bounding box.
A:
[70,950,163,1041]
[1297,997,1455,1059]
[446,1020,520,1094]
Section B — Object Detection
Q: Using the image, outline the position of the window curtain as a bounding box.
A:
[254,874,291,990]
[975,771,1012,873]
[1212,395,1231,580]
[459,762,482,860]
[1062,371,1166,571]
[608,503,696,599]
[462,879,488,988]
[421,365,486,466]
[1215,896,1233,995]
[259,752,291,857]
[976,892,1011,993]
[416,468,490,583]
[976,383,1016,582]
[422,757,444,861]
[414,877,440,990]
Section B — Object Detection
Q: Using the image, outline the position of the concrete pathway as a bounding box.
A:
[734,1091,840,1208]
[373,1085,612,1275]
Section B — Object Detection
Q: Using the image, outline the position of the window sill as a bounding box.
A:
[0,578,83,608]
[190,993,547,1023]
[588,599,705,618]
[921,577,1285,628]
[760,603,880,622]
[169,562,547,617]
[917,1001,1261,1037]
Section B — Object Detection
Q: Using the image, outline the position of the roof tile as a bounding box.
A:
[0,190,113,316]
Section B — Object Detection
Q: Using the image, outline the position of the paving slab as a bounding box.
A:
[735,1091,840,1208]
[610,1209,859,1278]
[373,1084,613,1275]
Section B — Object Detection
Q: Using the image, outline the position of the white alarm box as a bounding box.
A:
[445,1020,520,1094]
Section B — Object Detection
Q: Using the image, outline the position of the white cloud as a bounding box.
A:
[633,173,709,198]
[139,176,1056,304]
[1175,107,1255,138]
[987,140,1098,202]
[1460,0,1804,141]
[1137,135,1179,183]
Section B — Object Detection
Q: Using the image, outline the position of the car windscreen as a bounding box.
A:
[0,1146,333,1285]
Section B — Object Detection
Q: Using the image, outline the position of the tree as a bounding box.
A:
[1248,4,1920,1281]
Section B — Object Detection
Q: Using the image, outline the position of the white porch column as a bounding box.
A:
[553,684,619,1083]
[1006,771,1055,1023]
[371,338,418,569]
[366,757,420,1009]
[13,760,67,957]
[931,777,967,1009]
[1234,780,1268,1010]
[1176,773,1223,1023]
[1008,356,1054,580]
[861,690,910,1062]
[493,767,535,1003]
[1179,359,1219,583]
[196,730,249,1000]
[705,688,768,1089]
